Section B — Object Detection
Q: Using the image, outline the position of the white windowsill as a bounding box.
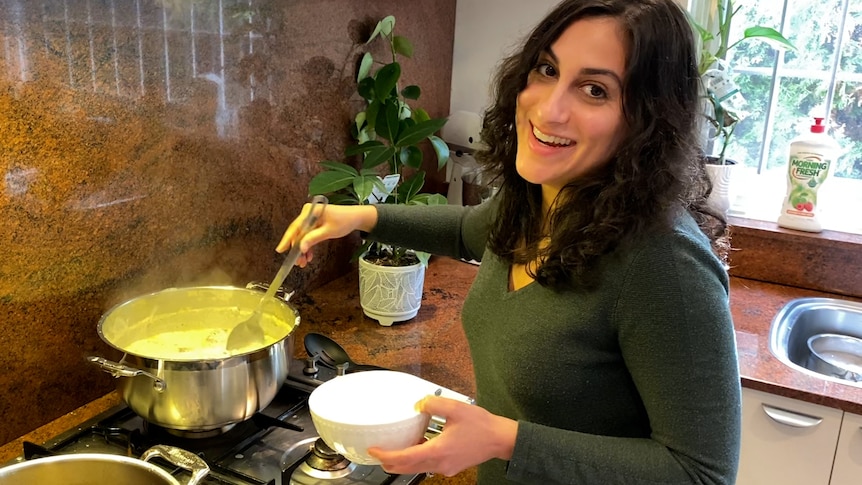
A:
[727,167,862,237]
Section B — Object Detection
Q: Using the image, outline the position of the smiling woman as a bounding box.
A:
[277,0,741,483]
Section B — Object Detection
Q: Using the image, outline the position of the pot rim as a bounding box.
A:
[96,285,300,361]
[807,333,862,381]
[0,453,179,484]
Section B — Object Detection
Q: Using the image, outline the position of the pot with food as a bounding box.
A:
[88,285,299,432]
[0,445,209,485]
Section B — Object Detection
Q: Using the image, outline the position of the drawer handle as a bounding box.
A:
[761,404,823,428]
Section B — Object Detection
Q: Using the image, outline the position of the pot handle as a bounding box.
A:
[86,356,167,392]
[141,445,210,485]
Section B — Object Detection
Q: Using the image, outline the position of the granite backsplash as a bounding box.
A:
[0,0,455,444]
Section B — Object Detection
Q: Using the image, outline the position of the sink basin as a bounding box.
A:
[769,297,862,386]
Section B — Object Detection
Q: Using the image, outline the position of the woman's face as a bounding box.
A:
[515,16,628,202]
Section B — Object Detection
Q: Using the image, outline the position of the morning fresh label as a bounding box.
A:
[784,153,831,214]
[789,156,829,180]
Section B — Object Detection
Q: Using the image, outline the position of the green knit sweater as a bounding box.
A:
[371,200,741,485]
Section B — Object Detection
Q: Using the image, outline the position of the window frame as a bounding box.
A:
[686,0,862,236]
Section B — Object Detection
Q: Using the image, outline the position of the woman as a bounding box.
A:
[279,0,741,483]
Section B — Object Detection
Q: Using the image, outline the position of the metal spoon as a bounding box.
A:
[303,332,388,373]
[226,196,327,352]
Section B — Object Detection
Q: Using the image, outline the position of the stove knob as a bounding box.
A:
[303,354,319,375]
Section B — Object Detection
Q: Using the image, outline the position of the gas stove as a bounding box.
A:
[8,358,427,485]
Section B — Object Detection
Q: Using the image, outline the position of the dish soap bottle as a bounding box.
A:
[777,117,841,232]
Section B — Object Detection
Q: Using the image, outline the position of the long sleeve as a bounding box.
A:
[368,200,494,262]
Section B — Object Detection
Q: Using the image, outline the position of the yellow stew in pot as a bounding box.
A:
[99,286,298,360]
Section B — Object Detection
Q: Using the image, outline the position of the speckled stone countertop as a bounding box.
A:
[3,256,862,483]
[730,277,862,412]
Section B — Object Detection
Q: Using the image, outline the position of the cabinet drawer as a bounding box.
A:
[830,412,862,485]
[738,388,843,485]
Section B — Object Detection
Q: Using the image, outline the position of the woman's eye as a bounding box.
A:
[581,84,607,99]
[535,63,557,78]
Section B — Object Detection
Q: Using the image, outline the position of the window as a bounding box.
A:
[688,0,862,235]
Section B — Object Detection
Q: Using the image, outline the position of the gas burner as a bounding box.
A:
[144,421,238,439]
[285,437,405,485]
[307,438,352,471]
[297,438,355,479]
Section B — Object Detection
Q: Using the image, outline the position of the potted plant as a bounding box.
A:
[688,0,795,213]
[308,15,449,326]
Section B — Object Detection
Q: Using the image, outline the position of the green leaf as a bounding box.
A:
[365,100,381,133]
[357,52,373,83]
[415,251,432,266]
[395,118,447,147]
[412,107,430,124]
[327,193,359,205]
[399,116,416,134]
[319,161,359,175]
[359,168,383,178]
[345,140,384,157]
[350,240,375,262]
[399,146,423,169]
[381,16,396,36]
[428,135,450,170]
[353,176,378,203]
[393,35,413,58]
[367,15,395,44]
[309,170,355,195]
[410,193,448,206]
[354,111,367,133]
[401,85,420,100]
[398,171,425,202]
[692,23,712,43]
[399,101,413,121]
[357,126,373,144]
[375,100,401,144]
[363,145,396,169]
[374,62,401,103]
[740,26,796,51]
[358,77,375,101]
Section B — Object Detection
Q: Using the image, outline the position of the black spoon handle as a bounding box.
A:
[347,363,389,373]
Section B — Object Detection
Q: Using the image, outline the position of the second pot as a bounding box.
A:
[0,445,209,485]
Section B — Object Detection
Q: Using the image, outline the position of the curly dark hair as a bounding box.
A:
[478,0,728,291]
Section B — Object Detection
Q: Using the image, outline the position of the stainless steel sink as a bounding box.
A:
[769,297,862,386]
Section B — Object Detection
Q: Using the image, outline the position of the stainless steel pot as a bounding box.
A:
[0,445,209,485]
[89,285,299,432]
[807,333,862,382]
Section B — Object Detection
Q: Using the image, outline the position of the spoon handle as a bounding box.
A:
[263,195,328,301]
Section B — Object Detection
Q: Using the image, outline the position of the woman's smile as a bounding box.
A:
[532,124,574,147]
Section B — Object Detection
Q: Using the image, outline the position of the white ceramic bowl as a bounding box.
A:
[308,370,436,464]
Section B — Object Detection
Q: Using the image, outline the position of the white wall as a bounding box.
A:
[449,0,558,115]
[449,0,691,116]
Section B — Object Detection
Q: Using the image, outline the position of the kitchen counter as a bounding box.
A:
[3,256,862,483]
[730,276,862,412]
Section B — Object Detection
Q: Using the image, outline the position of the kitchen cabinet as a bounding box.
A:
[737,387,843,485]
[830,411,862,485]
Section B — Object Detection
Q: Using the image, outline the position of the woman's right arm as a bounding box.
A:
[370,201,494,261]
[277,198,495,265]
[276,204,378,265]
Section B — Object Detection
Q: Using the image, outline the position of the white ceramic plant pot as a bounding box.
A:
[705,160,736,215]
[358,256,425,327]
